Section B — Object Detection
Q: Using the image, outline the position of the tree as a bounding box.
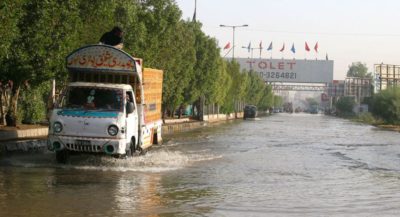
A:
[1,0,83,125]
[273,95,283,108]
[223,60,249,113]
[347,62,372,78]
[370,87,400,124]
[134,1,196,117]
[306,97,319,107]
[258,85,274,111]
[245,71,266,106]
[336,96,355,115]
[213,59,231,107]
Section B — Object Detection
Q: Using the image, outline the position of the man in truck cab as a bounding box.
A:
[99,26,124,49]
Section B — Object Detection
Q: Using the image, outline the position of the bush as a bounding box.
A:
[336,96,355,116]
[371,87,400,124]
[18,84,49,124]
[354,112,379,124]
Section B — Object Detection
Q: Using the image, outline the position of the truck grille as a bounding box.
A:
[65,143,102,153]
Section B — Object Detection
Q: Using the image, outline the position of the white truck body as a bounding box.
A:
[48,45,163,163]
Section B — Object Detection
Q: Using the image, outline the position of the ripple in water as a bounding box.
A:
[0,148,221,173]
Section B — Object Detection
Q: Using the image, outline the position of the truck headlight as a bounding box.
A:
[53,122,63,133]
[108,125,119,136]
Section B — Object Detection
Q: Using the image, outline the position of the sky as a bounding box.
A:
[175,0,400,80]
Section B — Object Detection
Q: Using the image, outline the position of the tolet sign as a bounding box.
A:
[235,58,334,83]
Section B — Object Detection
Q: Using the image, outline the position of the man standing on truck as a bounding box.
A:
[99,26,124,49]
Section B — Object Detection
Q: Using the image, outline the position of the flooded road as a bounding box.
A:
[1,113,400,216]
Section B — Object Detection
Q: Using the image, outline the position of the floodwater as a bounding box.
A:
[1,113,400,217]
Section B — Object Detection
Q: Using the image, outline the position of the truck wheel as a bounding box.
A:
[56,150,69,164]
[126,138,136,157]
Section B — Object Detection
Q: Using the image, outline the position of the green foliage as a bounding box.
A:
[336,96,355,115]
[273,95,283,107]
[0,0,279,122]
[0,0,24,60]
[18,83,49,123]
[183,21,232,115]
[257,85,273,110]
[306,98,319,106]
[353,112,379,125]
[245,71,266,106]
[213,59,231,106]
[370,87,400,124]
[347,62,372,78]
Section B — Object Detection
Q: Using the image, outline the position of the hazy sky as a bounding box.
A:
[175,0,400,79]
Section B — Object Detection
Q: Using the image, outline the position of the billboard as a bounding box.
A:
[236,58,334,83]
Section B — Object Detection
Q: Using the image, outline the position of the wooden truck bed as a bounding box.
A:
[142,68,163,123]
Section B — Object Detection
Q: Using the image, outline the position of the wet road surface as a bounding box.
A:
[1,113,400,216]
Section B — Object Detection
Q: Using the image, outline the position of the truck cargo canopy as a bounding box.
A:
[66,45,138,75]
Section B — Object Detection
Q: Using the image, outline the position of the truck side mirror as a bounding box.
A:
[126,102,135,114]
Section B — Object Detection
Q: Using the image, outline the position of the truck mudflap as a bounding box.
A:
[48,135,128,155]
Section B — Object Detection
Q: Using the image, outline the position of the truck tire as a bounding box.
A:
[126,138,136,157]
[56,150,69,164]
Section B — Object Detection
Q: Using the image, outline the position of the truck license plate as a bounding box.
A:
[76,140,91,146]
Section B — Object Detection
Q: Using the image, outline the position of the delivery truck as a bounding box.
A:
[47,44,163,163]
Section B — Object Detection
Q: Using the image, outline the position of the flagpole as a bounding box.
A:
[223,47,233,58]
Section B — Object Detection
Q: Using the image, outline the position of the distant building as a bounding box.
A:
[328,78,372,104]
[344,77,372,103]
[327,80,345,97]
[374,64,400,92]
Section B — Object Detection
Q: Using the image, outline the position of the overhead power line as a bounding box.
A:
[208,26,400,38]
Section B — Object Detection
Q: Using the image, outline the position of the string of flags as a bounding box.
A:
[223,41,328,60]
[222,41,328,60]
[223,41,322,54]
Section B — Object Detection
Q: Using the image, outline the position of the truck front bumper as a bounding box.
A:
[48,135,127,155]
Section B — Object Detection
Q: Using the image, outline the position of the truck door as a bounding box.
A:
[126,91,138,146]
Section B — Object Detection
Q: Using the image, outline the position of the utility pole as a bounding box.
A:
[242,46,262,59]
[219,24,248,60]
[192,0,197,22]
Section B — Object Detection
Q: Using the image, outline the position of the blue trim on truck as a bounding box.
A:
[57,109,119,118]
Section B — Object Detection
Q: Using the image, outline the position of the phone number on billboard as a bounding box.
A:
[260,72,297,79]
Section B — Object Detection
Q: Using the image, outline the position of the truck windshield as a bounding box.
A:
[65,87,123,110]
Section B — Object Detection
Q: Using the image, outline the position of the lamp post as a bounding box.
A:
[220,24,248,60]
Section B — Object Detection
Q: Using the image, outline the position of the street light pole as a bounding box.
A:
[220,24,248,60]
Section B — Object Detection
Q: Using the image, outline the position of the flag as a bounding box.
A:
[314,42,319,53]
[267,42,273,51]
[223,42,230,50]
[290,43,296,54]
[259,41,263,56]
[280,43,285,52]
[247,42,251,53]
[305,42,310,52]
[326,53,329,60]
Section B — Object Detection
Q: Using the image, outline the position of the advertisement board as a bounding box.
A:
[236,58,334,83]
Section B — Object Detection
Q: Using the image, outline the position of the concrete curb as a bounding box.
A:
[0,127,49,142]
[0,139,48,153]
[162,121,208,135]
